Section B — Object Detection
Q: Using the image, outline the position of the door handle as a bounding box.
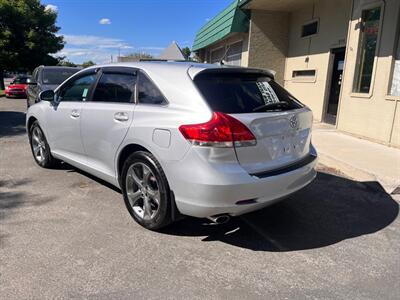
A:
[114,112,129,122]
[71,109,80,118]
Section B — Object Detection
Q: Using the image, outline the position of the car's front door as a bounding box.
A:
[46,71,98,165]
[80,67,136,183]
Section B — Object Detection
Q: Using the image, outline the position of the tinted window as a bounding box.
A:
[59,74,96,102]
[137,72,166,105]
[42,68,80,85]
[13,76,30,84]
[92,73,136,103]
[194,73,303,114]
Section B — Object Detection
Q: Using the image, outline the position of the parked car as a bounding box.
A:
[26,62,317,230]
[26,66,81,107]
[5,75,31,98]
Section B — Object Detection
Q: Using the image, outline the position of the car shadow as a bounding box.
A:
[59,162,122,194]
[161,172,399,251]
[0,111,26,137]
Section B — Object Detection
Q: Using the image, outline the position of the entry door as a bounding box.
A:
[326,47,346,124]
[80,68,136,183]
[46,72,97,164]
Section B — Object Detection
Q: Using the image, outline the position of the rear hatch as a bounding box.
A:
[194,70,313,175]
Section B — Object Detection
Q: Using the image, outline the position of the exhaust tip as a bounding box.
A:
[207,214,230,224]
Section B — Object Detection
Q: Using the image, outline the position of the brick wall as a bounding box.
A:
[247,10,289,84]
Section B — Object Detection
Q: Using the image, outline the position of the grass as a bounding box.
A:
[0,89,5,97]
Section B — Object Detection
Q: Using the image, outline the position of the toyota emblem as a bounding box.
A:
[289,115,298,129]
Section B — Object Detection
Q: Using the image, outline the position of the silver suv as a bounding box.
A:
[26,62,317,230]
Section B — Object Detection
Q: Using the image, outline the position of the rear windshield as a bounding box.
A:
[42,68,80,85]
[13,77,30,84]
[194,73,303,113]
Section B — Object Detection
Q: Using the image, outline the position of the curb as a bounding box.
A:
[317,152,399,195]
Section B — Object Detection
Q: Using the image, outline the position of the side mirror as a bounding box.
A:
[39,90,55,102]
[26,78,37,85]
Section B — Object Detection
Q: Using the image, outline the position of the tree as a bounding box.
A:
[0,0,64,89]
[181,47,191,60]
[81,60,95,68]
[58,59,77,67]
[125,52,154,60]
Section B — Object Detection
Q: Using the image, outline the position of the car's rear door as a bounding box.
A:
[194,71,313,175]
[80,67,136,183]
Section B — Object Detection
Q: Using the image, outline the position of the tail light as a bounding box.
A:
[179,112,256,148]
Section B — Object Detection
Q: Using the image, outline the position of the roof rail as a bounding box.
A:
[139,59,188,62]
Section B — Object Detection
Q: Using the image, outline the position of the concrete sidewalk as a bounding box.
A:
[312,123,400,194]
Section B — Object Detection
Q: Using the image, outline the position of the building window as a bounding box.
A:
[389,30,400,96]
[301,20,319,38]
[226,41,243,66]
[210,47,225,64]
[292,70,316,78]
[353,7,382,94]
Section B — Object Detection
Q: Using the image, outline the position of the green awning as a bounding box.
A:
[192,0,249,51]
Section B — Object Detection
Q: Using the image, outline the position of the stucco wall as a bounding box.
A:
[247,10,289,84]
[337,0,400,146]
[283,0,351,121]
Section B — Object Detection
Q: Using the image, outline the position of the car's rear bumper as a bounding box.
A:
[166,147,318,218]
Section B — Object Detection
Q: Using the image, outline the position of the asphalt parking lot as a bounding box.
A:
[1,97,399,299]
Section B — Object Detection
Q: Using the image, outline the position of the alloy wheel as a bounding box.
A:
[126,162,160,221]
[31,127,47,163]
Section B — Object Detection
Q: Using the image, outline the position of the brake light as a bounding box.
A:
[179,112,256,147]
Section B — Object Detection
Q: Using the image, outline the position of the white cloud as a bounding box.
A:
[63,34,131,49]
[99,18,112,25]
[45,4,58,12]
[57,34,164,64]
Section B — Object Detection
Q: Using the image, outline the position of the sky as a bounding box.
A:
[42,0,233,64]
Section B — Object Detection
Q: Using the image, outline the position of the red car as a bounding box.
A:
[5,75,31,98]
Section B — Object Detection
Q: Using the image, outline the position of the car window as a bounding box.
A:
[137,71,167,105]
[92,73,136,103]
[58,74,97,102]
[13,77,30,84]
[194,73,303,113]
[42,68,80,85]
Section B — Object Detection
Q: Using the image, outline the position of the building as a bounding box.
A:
[192,0,400,147]
[159,41,185,60]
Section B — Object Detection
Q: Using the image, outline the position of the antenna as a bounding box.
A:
[219,45,231,65]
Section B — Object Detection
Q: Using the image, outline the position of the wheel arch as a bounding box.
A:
[27,116,38,133]
[116,143,151,184]
[116,142,182,223]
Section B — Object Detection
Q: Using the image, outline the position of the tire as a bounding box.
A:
[29,121,58,168]
[121,151,172,230]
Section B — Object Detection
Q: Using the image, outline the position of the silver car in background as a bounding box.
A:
[26,62,317,230]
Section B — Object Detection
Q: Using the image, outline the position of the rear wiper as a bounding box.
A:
[252,101,289,112]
